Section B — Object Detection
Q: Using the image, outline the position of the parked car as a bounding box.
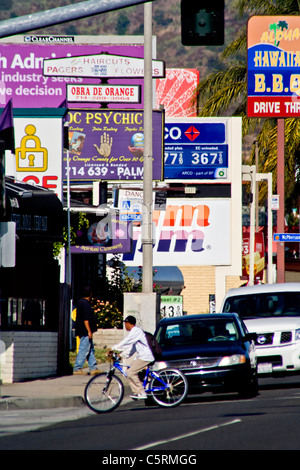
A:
[220,283,300,376]
[154,313,258,398]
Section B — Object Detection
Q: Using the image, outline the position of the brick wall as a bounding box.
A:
[0,331,58,384]
[93,329,124,349]
[179,265,300,315]
[179,266,244,315]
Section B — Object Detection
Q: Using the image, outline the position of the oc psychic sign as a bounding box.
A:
[64,108,164,181]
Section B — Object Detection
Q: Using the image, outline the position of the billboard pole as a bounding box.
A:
[277,118,285,283]
[142,2,153,293]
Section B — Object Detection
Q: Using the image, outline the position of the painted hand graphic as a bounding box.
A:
[94,132,113,157]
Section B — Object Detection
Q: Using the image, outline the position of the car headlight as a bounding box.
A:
[295,329,300,341]
[218,355,246,366]
[151,361,168,371]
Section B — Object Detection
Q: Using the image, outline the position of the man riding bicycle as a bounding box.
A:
[110,315,154,400]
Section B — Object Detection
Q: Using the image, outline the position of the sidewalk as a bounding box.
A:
[0,364,130,410]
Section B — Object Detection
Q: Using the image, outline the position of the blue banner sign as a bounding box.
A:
[274,233,300,242]
[164,121,228,180]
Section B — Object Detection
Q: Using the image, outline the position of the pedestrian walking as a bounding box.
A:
[73,286,99,375]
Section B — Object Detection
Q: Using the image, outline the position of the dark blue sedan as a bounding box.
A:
[154,313,258,398]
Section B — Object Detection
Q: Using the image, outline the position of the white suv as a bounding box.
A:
[220,283,300,376]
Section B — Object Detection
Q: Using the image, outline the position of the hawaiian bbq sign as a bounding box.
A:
[248,16,300,117]
[64,109,164,181]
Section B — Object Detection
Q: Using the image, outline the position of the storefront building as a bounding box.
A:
[0,178,64,383]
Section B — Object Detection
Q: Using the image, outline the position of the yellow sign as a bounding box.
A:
[16,124,48,172]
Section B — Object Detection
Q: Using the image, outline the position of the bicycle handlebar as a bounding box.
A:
[106,351,121,362]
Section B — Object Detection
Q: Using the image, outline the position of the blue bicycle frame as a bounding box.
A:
[112,358,170,394]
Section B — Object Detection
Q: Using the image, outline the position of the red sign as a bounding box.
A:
[242,232,265,281]
[156,69,199,117]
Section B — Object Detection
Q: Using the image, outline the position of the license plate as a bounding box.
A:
[258,363,273,374]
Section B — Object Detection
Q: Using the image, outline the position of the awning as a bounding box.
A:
[124,266,184,295]
[5,177,63,241]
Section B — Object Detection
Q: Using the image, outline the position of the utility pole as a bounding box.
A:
[142,2,153,293]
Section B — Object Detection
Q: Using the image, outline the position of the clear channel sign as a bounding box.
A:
[164,118,229,180]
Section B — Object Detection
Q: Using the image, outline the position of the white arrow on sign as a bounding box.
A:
[43,53,165,78]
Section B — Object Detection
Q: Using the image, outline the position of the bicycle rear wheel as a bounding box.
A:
[84,372,124,413]
[149,368,188,408]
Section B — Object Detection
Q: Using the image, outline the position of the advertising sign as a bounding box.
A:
[70,214,131,254]
[122,198,231,266]
[247,16,300,117]
[164,118,229,181]
[12,116,63,199]
[65,109,164,181]
[242,232,265,282]
[160,296,183,317]
[0,42,147,108]
[156,69,199,117]
[43,53,165,78]
[67,84,141,104]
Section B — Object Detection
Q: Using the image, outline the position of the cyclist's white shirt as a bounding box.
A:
[112,326,154,362]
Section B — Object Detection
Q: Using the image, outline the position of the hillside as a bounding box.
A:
[0,0,246,79]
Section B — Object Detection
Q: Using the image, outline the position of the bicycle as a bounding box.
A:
[84,352,188,413]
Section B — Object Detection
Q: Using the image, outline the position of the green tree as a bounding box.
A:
[116,13,130,35]
[194,0,300,211]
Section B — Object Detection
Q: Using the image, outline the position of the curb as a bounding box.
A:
[0,395,86,411]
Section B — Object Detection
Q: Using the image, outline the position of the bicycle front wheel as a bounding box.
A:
[84,372,124,413]
[149,368,188,408]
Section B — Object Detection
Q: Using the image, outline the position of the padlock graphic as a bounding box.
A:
[16,124,48,172]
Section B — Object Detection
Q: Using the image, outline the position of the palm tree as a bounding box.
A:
[195,0,300,210]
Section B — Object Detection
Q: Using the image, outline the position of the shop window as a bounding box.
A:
[7,298,46,327]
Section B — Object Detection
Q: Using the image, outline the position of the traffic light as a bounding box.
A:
[181,0,224,46]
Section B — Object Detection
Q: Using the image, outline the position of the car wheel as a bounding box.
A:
[238,374,259,399]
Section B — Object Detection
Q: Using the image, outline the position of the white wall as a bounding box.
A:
[0,331,58,383]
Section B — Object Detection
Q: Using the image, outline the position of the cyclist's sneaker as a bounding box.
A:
[130,393,147,400]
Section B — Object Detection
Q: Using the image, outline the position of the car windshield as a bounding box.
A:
[156,319,240,347]
[222,291,300,319]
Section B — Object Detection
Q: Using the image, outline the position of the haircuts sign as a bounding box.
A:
[247,16,300,117]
